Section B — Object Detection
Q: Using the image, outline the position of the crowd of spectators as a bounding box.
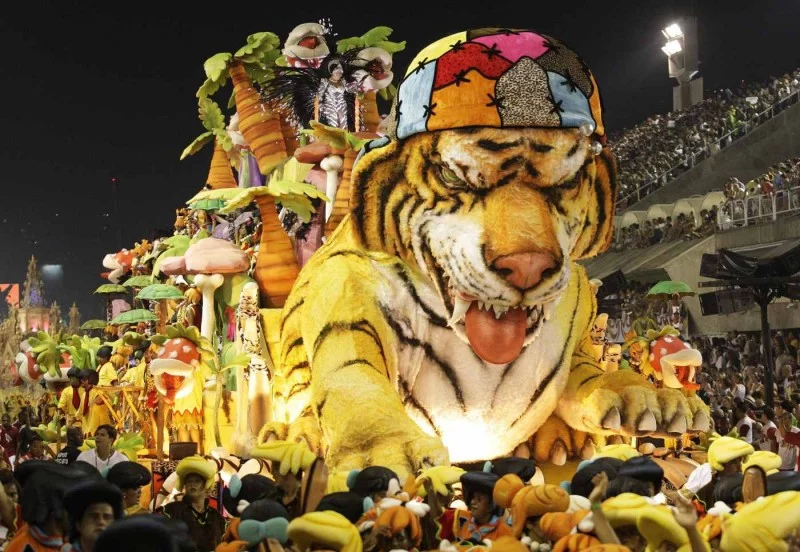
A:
[612,68,800,209]
[691,330,800,468]
[612,208,718,251]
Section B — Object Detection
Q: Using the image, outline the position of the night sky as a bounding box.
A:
[2,0,798,320]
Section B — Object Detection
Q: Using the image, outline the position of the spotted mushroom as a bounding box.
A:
[149,337,200,405]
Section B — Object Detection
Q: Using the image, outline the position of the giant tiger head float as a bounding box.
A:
[354,29,617,364]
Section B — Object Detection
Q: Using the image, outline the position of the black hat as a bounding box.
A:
[107,461,152,490]
[150,517,196,552]
[95,515,181,552]
[489,457,537,482]
[64,480,123,539]
[460,471,499,505]
[348,466,398,498]
[315,492,365,524]
[570,457,624,498]
[617,456,664,494]
[222,474,281,517]
[20,463,86,527]
[240,498,289,522]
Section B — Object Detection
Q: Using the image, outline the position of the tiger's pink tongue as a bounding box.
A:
[464,303,527,364]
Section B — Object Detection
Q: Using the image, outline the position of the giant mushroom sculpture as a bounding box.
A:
[162,238,250,342]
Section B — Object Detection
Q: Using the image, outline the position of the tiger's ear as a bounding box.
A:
[571,147,618,260]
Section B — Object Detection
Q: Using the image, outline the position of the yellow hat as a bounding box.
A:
[601,493,650,528]
[176,455,216,490]
[721,491,800,552]
[708,437,754,472]
[287,510,362,552]
[635,506,699,552]
[742,450,782,475]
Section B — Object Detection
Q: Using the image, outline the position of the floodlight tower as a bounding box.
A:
[661,17,703,111]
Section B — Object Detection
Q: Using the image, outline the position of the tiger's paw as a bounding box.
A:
[328,430,449,481]
[530,416,605,465]
[580,381,693,437]
[257,416,324,455]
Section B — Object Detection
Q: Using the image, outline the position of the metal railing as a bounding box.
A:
[717,186,800,229]
[616,88,800,210]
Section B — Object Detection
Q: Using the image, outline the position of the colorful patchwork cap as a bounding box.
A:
[384,28,605,140]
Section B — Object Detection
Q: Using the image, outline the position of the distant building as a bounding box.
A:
[18,256,51,333]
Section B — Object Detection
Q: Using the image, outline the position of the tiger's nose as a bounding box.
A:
[492,252,556,290]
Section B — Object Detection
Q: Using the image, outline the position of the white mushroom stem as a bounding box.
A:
[195,273,225,342]
[320,154,343,222]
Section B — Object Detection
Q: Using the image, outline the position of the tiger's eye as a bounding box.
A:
[439,166,463,184]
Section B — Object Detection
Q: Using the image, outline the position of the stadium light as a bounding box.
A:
[661,23,683,40]
[661,40,683,57]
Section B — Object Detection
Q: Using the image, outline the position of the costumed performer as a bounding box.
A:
[57,368,85,428]
[61,480,123,552]
[159,455,226,551]
[106,461,152,516]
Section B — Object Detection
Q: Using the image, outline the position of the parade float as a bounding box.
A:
[0,23,721,497]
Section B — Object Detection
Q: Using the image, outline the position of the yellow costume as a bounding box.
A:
[57,386,85,422]
[82,388,114,435]
[98,362,119,387]
[121,360,147,387]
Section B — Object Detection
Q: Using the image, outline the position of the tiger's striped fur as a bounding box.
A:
[268,127,706,474]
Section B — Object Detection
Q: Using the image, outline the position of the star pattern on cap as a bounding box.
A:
[483,43,502,60]
[454,70,471,86]
[485,93,504,109]
[422,103,437,117]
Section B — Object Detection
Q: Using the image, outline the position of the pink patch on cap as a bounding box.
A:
[472,32,550,63]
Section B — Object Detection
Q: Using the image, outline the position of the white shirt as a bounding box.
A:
[734,383,746,401]
[737,415,755,444]
[76,449,128,473]
[759,421,778,451]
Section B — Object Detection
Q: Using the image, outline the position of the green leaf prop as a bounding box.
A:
[197,77,223,100]
[137,284,184,301]
[337,26,405,53]
[28,332,62,377]
[123,275,154,288]
[362,26,393,45]
[111,309,157,325]
[199,98,226,132]
[204,53,233,83]
[180,131,214,160]
[212,128,234,153]
[114,432,145,461]
[94,284,128,295]
[219,183,327,222]
[336,37,363,52]
[234,32,280,60]
[58,335,102,370]
[80,319,108,331]
[187,188,242,205]
[375,40,406,54]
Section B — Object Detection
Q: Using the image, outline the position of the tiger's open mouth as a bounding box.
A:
[444,282,556,365]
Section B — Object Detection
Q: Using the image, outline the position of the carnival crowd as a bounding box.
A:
[612,68,800,208]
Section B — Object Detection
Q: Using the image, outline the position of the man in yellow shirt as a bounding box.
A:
[57,368,85,427]
[96,347,118,387]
